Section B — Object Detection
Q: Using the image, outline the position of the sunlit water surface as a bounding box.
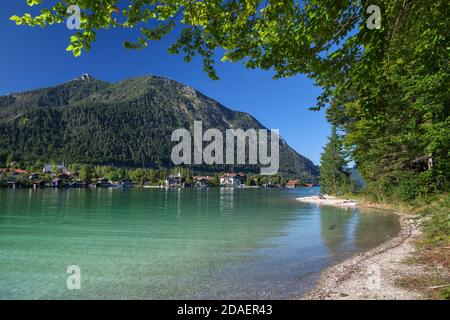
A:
[0,187,399,299]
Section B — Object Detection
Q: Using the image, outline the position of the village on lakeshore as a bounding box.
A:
[0,162,315,190]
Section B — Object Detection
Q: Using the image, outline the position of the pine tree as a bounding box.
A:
[319,127,351,196]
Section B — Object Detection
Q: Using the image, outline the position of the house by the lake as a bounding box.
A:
[166,175,183,188]
[286,179,300,188]
[220,173,245,187]
[0,168,29,175]
[42,164,68,174]
[193,176,213,187]
[13,169,29,175]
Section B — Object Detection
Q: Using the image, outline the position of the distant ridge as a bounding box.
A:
[0,75,319,180]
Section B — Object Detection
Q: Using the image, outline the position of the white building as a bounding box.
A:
[220,173,245,187]
[42,164,68,174]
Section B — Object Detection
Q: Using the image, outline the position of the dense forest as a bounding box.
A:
[0,75,319,181]
[318,1,449,203]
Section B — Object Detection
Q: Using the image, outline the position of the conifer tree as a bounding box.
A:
[319,127,351,196]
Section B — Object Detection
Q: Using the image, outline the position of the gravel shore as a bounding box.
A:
[298,197,426,300]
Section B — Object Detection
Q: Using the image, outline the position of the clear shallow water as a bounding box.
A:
[0,187,400,299]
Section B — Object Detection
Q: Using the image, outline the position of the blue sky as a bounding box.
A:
[0,2,330,165]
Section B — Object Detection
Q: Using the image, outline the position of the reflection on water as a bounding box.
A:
[320,206,359,255]
[319,205,400,256]
[0,188,399,299]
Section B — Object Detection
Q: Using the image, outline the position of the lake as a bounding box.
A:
[0,187,400,299]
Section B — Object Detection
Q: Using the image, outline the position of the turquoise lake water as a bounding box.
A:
[0,187,400,299]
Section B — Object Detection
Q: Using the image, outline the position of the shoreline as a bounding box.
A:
[297,196,425,300]
[296,195,358,207]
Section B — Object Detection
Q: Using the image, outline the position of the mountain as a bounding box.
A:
[0,75,319,180]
